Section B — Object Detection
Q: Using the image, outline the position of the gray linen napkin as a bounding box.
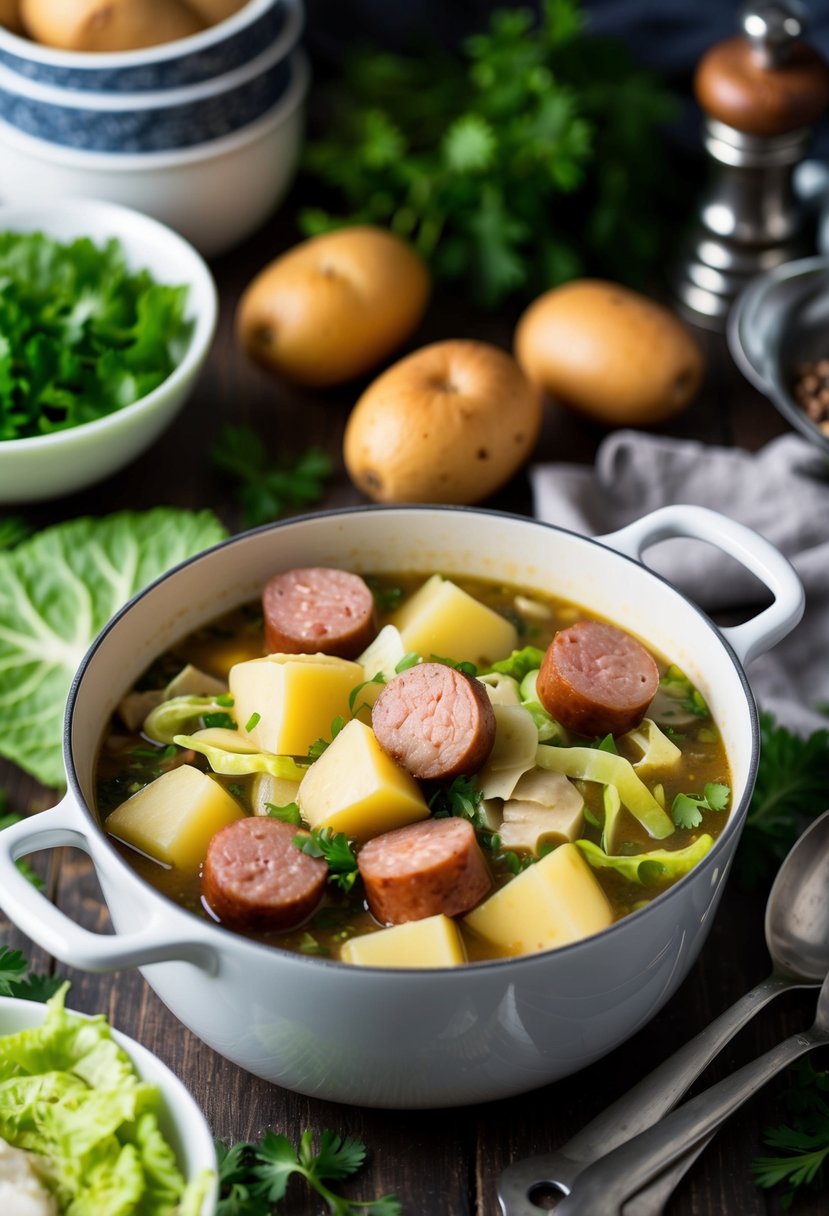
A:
[530,431,829,736]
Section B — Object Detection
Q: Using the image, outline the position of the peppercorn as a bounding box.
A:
[791,360,829,436]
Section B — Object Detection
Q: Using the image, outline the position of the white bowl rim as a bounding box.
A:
[0,0,302,111]
[0,993,217,1210]
[0,49,308,167]
[0,197,217,453]
[63,503,761,977]
[0,0,278,70]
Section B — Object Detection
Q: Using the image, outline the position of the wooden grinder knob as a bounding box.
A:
[695,2,829,136]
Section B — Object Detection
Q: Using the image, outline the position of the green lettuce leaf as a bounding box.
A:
[0,508,227,788]
[0,984,204,1214]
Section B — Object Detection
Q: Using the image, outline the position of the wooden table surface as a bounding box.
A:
[0,195,819,1216]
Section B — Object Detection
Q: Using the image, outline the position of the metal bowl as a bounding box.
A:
[727,255,829,457]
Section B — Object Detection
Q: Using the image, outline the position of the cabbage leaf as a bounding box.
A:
[576,834,715,885]
[0,509,226,788]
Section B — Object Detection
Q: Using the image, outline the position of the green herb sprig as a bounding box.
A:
[300,0,679,306]
[0,944,61,1002]
[753,1059,829,1209]
[294,828,360,893]
[212,424,332,529]
[217,1129,400,1216]
[671,782,730,830]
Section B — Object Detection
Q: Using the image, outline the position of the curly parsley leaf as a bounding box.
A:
[736,713,829,890]
[212,425,332,529]
[753,1059,829,1209]
[308,716,347,761]
[216,1129,400,1216]
[265,802,303,825]
[429,775,500,849]
[0,944,61,1002]
[671,782,730,830]
[294,828,360,893]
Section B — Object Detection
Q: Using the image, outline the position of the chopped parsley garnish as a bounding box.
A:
[203,712,238,730]
[307,716,347,760]
[0,231,190,440]
[294,828,360,893]
[245,711,261,732]
[671,782,730,830]
[266,802,302,825]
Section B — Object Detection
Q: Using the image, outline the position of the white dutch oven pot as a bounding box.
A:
[0,505,804,1108]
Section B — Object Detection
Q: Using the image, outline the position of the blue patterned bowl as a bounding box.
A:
[0,0,290,93]
[0,51,309,257]
[0,0,302,152]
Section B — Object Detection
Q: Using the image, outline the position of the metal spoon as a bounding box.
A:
[555,965,829,1214]
[497,809,829,1215]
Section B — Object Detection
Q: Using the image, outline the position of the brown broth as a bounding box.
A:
[95,573,731,963]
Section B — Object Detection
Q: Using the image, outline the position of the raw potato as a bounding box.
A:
[0,0,24,33]
[344,339,542,504]
[514,279,704,427]
[21,0,204,51]
[236,226,430,387]
[184,0,247,23]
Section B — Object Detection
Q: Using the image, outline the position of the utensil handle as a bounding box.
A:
[0,794,217,973]
[496,972,790,1211]
[555,1029,818,1214]
[598,504,804,665]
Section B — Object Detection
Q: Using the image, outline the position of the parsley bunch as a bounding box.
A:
[736,713,829,890]
[216,1129,400,1216]
[301,0,678,305]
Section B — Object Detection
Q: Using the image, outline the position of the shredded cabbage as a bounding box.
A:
[535,743,675,839]
[174,733,306,781]
[143,696,235,745]
[576,834,714,884]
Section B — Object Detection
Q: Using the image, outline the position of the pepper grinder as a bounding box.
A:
[674,1,829,330]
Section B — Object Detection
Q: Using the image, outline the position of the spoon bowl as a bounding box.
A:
[497,809,829,1215]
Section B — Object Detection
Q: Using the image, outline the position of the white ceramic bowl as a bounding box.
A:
[0,505,804,1108]
[0,0,303,152]
[0,51,308,255]
[0,995,217,1215]
[0,197,217,503]
[0,0,287,92]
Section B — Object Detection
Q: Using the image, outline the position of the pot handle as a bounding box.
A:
[597,504,804,666]
[0,792,218,974]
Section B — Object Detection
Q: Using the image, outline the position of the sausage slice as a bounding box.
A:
[536,619,659,738]
[358,817,492,925]
[262,567,376,658]
[202,817,327,931]
[371,662,497,780]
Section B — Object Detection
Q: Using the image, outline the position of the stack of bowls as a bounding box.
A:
[0,0,307,256]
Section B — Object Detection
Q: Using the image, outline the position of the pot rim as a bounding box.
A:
[64,503,760,976]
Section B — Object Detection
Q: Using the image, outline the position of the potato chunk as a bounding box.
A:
[297,718,429,839]
[104,764,243,872]
[463,842,612,955]
[392,575,517,666]
[229,653,363,756]
[341,914,465,967]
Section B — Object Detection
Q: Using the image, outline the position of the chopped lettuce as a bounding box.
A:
[0,509,227,788]
[576,834,715,885]
[0,985,210,1214]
